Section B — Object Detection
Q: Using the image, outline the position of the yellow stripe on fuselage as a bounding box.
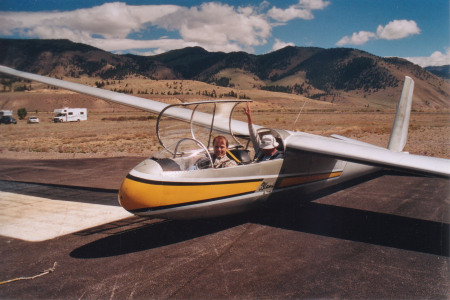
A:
[277,171,342,188]
[119,176,263,211]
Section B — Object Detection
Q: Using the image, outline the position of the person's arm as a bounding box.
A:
[244,102,261,154]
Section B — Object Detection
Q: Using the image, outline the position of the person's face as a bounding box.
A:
[214,139,227,158]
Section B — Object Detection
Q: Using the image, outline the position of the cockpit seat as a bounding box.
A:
[228,149,252,164]
[155,158,181,171]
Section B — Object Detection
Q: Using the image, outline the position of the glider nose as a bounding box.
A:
[118,159,163,212]
[118,176,142,211]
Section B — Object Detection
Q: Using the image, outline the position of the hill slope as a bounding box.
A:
[425,65,450,79]
[0,39,448,110]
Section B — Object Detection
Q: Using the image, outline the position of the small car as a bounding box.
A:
[27,116,40,124]
[0,116,17,124]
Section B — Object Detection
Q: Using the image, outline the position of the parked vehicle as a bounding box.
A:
[0,110,13,117]
[27,116,40,124]
[0,116,17,124]
[53,107,87,123]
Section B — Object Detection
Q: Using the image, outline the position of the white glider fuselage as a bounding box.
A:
[118,128,379,220]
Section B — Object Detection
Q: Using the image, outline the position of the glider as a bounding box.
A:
[0,65,448,219]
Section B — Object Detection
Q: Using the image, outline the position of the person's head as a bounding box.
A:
[213,135,229,158]
[260,134,278,155]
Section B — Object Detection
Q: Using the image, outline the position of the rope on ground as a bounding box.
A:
[0,262,57,285]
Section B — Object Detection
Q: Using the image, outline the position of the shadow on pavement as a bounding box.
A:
[252,201,449,257]
[70,215,250,259]
[71,173,449,259]
[70,199,449,259]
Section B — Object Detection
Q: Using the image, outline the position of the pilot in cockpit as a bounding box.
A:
[212,135,238,168]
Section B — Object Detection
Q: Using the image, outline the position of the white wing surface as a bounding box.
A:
[2,65,449,177]
[0,65,167,113]
[285,133,450,178]
[0,65,251,136]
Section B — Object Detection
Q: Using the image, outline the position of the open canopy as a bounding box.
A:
[156,99,252,154]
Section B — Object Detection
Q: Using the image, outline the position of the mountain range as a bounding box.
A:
[425,65,450,79]
[0,38,448,110]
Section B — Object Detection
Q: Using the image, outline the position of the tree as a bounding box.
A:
[17,108,27,120]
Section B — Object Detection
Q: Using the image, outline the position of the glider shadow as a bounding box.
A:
[70,172,449,258]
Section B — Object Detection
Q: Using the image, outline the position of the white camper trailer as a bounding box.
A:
[53,107,87,123]
[0,110,13,117]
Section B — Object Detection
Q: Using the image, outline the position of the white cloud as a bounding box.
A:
[336,31,376,46]
[268,0,330,22]
[91,38,199,52]
[376,20,420,40]
[268,6,313,22]
[336,19,421,46]
[405,48,450,67]
[0,3,182,46]
[272,38,295,51]
[0,3,181,39]
[0,2,274,54]
[160,2,272,52]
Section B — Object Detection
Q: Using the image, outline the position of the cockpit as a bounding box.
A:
[150,100,284,172]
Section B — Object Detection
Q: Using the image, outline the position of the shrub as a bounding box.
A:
[17,108,27,120]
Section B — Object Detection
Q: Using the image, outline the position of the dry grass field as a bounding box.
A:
[0,106,448,160]
[0,81,449,161]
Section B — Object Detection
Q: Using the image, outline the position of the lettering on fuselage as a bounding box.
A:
[258,181,274,191]
[257,178,277,194]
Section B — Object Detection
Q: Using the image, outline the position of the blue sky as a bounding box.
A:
[0,0,448,67]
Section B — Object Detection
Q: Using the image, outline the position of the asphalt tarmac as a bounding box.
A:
[0,157,448,299]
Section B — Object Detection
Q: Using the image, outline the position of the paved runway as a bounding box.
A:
[0,157,448,299]
[0,181,132,241]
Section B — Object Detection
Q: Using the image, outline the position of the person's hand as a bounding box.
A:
[244,102,251,118]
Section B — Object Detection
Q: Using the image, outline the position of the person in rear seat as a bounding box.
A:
[244,102,284,162]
